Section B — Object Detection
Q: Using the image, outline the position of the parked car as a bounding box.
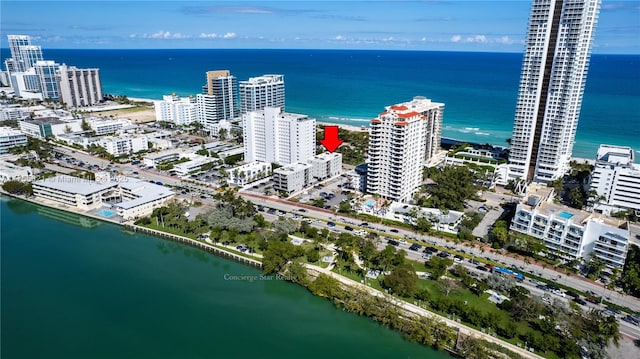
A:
[387,239,400,246]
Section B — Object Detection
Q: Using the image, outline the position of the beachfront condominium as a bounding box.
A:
[154,94,197,126]
[511,183,630,269]
[508,0,601,183]
[589,145,640,216]
[34,60,61,101]
[366,96,444,202]
[7,35,43,72]
[239,74,285,114]
[197,70,239,131]
[242,107,316,165]
[56,64,103,107]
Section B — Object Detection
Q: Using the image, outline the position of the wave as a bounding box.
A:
[465,127,480,131]
[475,132,490,136]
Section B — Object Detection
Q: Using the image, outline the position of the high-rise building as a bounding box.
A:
[242,107,316,165]
[508,0,602,183]
[589,145,640,215]
[239,74,285,114]
[34,60,60,101]
[366,96,444,202]
[56,64,103,107]
[7,35,41,72]
[197,70,239,130]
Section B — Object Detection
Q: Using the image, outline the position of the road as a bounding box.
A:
[48,145,640,338]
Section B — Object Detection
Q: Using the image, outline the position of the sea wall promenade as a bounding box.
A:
[0,190,263,269]
[0,191,548,358]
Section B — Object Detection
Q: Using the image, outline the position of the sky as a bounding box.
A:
[1,0,639,54]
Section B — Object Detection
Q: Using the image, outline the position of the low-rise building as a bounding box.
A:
[113,178,175,220]
[510,183,630,269]
[143,149,186,168]
[0,104,30,121]
[32,173,174,219]
[273,162,312,195]
[589,144,640,215]
[0,126,28,154]
[100,135,148,156]
[227,161,272,186]
[172,155,219,176]
[154,94,197,126]
[33,174,119,211]
[309,152,342,180]
[19,117,82,139]
[0,160,33,183]
[89,118,132,135]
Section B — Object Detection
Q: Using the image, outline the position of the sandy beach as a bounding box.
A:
[317,121,368,132]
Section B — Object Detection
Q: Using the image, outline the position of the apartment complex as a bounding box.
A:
[154,94,197,126]
[34,60,61,101]
[510,183,630,269]
[7,35,43,72]
[0,126,28,154]
[197,70,239,130]
[239,74,285,114]
[32,173,174,219]
[366,96,444,202]
[272,153,343,195]
[56,64,103,107]
[508,0,602,183]
[242,107,316,165]
[589,145,640,215]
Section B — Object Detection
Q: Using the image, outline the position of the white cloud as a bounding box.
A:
[132,31,191,39]
[335,35,346,41]
[465,35,487,43]
[200,32,236,39]
[420,37,427,42]
[450,35,462,43]
[222,32,236,39]
[497,36,514,44]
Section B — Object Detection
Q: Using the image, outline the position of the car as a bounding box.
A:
[469,258,480,265]
[390,229,399,233]
[266,209,277,215]
[360,222,369,227]
[409,243,422,251]
[327,222,336,227]
[437,252,450,258]
[453,255,464,262]
[424,246,438,253]
[573,297,587,305]
[387,239,400,246]
[298,208,307,212]
[476,265,489,272]
[344,226,354,231]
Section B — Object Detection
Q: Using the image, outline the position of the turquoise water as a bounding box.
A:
[365,199,376,207]
[0,196,451,359]
[96,208,116,217]
[558,211,574,219]
[36,49,640,158]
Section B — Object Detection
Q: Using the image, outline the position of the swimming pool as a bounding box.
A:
[96,209,116,217]
[558,211,573,219]
[364,199,376,207]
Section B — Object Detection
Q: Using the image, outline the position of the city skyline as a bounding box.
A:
[1,0,638,54]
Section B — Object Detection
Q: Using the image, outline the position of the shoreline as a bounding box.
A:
[1,191,541,359]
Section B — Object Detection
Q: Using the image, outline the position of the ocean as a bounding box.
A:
[35,48,640,158]
[0,196,450,359]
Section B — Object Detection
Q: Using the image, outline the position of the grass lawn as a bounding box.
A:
[141,222,198,240]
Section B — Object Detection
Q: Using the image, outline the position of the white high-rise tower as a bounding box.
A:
[239,74,285,114]
[508,0,601,183]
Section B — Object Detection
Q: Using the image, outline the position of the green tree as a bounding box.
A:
[382,264,418,297]
[306,248,320,263]
[218,128,228,141]
[620,244,640,296]
[80,118,91,131]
